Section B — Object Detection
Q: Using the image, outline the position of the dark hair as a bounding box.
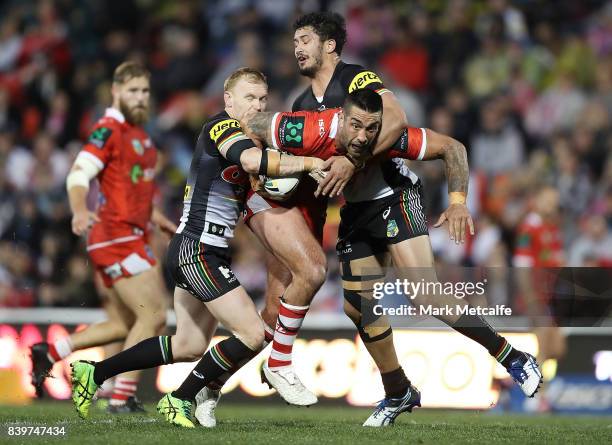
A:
[344,89,383,114]
[293,12,347,55]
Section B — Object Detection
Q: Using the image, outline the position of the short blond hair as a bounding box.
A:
[224,67,267,92]
[113,61,150,85]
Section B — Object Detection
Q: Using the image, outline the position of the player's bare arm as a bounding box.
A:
[151,206,177,237]
[422,129,474,244]
[219,115,323,176]
[242,111,275,147]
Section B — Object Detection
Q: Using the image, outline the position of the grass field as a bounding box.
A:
[1,401,611,445]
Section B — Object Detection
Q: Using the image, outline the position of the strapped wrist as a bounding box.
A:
[449,192,467,205]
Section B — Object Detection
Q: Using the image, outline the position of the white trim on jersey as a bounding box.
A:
[417,128,427,161]
[270,112,281,149]
[329,112,340,139]
[87,235,141,252]
[104,107,125,123]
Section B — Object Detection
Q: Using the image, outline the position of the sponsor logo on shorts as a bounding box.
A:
[209,119,241,143]
[103,263,123,279]
[348,71,382,93]
[192,370,205,379]
[218,265,237,283]
[382,206,391,220]
[387,219,399,238]
[336,240,353,255]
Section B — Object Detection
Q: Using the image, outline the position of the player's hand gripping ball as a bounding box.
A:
[260,148,301,201]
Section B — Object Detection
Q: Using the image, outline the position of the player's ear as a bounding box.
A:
[224,91,232,109]
[338,110,344,127]
[325,39,336,54]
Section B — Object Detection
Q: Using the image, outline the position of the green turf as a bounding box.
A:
[0,402,611,445]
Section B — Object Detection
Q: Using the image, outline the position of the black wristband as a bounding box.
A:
[258,150,268,175]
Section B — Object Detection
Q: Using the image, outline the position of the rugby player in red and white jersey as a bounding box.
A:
[31,62,176,412]
[244,89,543,425]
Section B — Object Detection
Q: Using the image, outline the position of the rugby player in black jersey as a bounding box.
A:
[69,68,324,428]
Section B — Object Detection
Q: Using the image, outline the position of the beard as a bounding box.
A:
[119,99,149,126]
[298,53,323,78]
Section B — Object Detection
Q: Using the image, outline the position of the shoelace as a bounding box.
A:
[74,374,95,406]
[509,359,528,384]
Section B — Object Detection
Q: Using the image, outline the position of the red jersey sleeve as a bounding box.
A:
[269,109,340,160]
[80,121,118,169]
[386,127,427,161]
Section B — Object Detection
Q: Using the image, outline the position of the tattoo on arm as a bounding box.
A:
[245,112,275,146]
[442,141,469,193]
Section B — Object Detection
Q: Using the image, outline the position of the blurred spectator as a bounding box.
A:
[470,96,525,176]
[568,215,612,266]
[0,0,609,313]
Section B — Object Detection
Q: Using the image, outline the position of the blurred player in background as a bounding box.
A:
[514,185,566,410]
[31,61,176,413]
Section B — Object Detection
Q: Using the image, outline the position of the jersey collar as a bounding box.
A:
[104,107,126,123]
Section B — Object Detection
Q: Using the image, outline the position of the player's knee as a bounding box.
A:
[294,260,327,295]
[343,299,361,324]
[108,321,129,340]
[171,335,206,362]
[135,308,166,332]
[235,324,264,351]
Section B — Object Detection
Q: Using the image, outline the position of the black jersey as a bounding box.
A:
[292,61,419,203]
[292,61,387,112]
[177,111,252,248]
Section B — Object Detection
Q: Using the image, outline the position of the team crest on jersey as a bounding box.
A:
[386,219,399,238]
[88,127,112,149]
[348,71,382,93]
[132,139,144,155]
[209,119,241,143]
[278,116,305,148]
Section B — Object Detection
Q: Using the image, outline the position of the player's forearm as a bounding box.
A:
[278,155,319,175]
[370,94,408,157]
[422,129,469,197]
[240,148,319,176]
[442,139,469,197]
[151,206,171,226]
[67,186,89,215]
[243,112,275,147]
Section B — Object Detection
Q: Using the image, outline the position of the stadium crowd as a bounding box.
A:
[0,0,610,314]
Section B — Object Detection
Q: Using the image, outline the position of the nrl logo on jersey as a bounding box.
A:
[348,71,382,93]
[209,119,241,143]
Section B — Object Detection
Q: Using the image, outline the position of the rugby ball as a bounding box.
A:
[261,173,301,201]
